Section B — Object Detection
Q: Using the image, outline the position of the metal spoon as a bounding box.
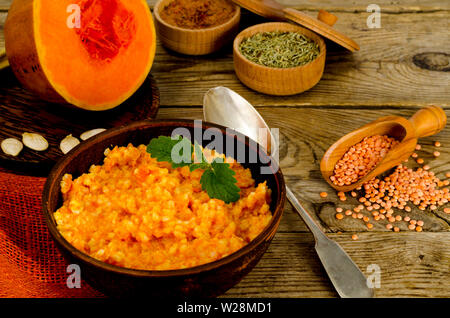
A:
[203,86,374,298]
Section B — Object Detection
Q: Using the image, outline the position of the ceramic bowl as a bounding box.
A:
[42,119,286,297]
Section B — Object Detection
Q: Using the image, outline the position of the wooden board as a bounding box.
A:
[223,232,450,297]
[0,68,160,175]
[1,0,449,12]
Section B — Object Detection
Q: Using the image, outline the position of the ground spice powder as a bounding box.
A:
[160,0,236,29]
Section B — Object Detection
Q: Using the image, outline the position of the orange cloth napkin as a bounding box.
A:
[0,169,103,298]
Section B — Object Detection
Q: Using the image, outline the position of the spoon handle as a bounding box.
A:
[409,105,447,138]
[285,186,327,240]
[286,186,374,298]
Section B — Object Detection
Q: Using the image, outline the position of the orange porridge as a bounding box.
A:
[53,144,273,270]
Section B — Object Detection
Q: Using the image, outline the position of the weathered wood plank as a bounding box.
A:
[147,0,450,12]
[156,107,450,234]
[1,0,449,12]
[223,232,450,297]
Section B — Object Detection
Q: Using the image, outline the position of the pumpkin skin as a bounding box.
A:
[5,0,156,111]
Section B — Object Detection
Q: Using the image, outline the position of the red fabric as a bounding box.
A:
[0,168,104,298]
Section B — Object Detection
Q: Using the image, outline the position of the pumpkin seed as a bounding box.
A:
[60,135,80,154]
[1,138,23,156]
[80,128,106,141]
[22,133,49,151]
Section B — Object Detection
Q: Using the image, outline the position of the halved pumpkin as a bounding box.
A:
[5,0,156,111]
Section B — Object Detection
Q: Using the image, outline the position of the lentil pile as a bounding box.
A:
[331,135,400,186]
[326,138,450,237]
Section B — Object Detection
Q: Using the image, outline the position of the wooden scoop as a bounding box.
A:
[320,106,447,192]
[231,0,359,51]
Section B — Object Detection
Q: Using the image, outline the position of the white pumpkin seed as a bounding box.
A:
[1,138,23,156]
[22,133,49,151]
[80,128,106,141]
[60,135,80,154]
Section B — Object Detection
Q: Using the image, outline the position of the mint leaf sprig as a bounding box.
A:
[147,136,240,204]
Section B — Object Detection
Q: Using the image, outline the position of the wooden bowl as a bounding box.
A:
[42,120,286,297]
[153,0,241,55]
[233,22,326,95]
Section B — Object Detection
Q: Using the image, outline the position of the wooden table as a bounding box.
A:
[1,0,449,297]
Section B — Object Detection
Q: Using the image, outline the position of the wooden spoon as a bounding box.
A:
[320,106,447,192]
[231,0,360,51]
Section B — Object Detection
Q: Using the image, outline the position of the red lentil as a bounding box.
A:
[362,164,450,211]
[330,135,399,186]
[330,134,450,237]
[320,191,328,198]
